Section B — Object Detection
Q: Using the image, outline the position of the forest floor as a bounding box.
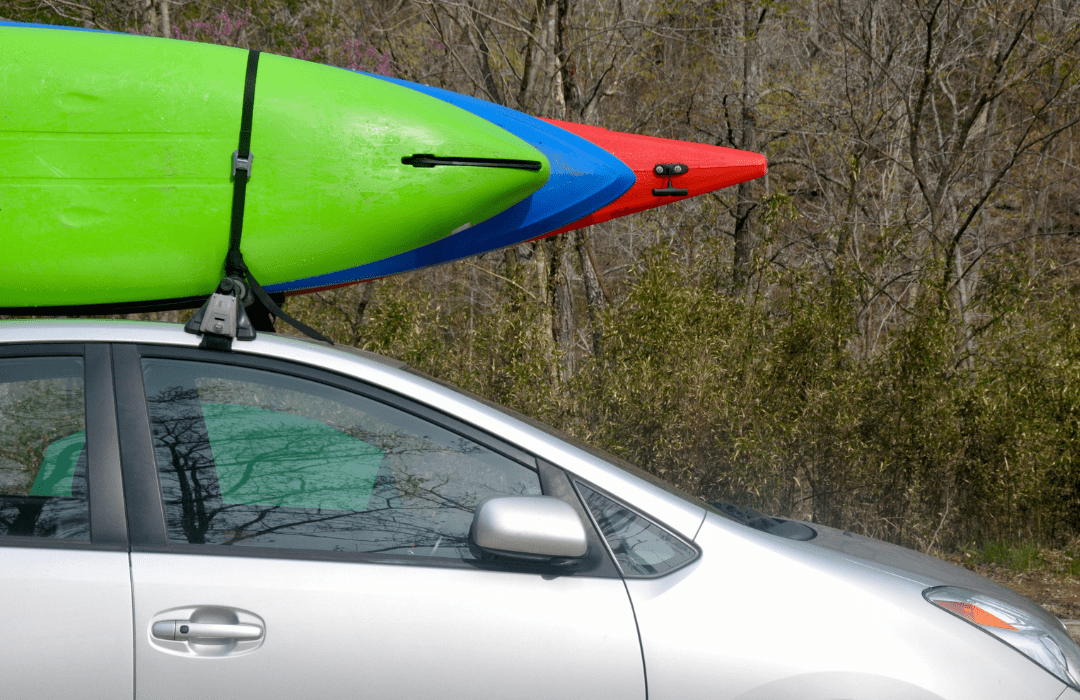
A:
[941,547,1080,644]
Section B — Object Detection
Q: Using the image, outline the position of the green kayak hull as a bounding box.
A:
[0,26,550,307]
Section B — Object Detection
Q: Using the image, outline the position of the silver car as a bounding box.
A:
[1,319,1078,700]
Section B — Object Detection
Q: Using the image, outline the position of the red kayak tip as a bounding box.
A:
[539,119,767,236]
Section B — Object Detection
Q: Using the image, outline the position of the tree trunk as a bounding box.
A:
[158,0,170,38]
[731,0,762,292]
[543,233,577,382]
[524,240,558,384]
[576,230,609,357]
[469,5,503,105]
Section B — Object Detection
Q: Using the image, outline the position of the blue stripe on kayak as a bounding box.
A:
[0,21,113,31]
[266,75,634,293]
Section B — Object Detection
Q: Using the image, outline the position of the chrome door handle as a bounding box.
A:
[152,620,264,641]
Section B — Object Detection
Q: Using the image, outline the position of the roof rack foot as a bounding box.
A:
[184,276,256,350]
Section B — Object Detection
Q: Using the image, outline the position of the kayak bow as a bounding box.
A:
[265,78,635,294]
[539,120,768,237]
[269,80,768,295]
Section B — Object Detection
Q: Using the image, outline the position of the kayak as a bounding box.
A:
[268,78,768,295]
[1,21,767,311]
[539,120,768,236]
[264,78,636,293]
[0,23,550,309]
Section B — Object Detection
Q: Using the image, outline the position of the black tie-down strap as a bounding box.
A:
[188,49,332,347]
[225,49,259,281]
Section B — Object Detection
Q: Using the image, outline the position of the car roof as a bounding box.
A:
[0,318,707,538]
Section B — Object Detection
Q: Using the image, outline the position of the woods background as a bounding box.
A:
[6,0,1080,553]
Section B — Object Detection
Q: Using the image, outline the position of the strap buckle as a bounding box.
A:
[232,150,254,177]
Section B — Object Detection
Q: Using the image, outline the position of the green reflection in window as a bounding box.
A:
[202,403,384,511]
[28,431,86,498]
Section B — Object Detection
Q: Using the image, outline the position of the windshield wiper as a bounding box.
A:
[709,500,817,541]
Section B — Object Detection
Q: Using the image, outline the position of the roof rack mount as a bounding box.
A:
[183,276,256,350]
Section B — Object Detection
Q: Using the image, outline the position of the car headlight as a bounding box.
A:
[925,586,1080,688]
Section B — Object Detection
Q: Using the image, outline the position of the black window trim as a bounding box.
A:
[113,343,168,547]
[0,343,128,551]
[114,342,620,578]
[537,459,620,578]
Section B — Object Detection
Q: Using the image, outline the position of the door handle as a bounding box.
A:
[152,620,264,641]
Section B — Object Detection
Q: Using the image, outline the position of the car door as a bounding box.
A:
[0,344,132,699]
[112,343,645,700]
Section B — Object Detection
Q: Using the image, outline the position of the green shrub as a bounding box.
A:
[974,540,1044,572]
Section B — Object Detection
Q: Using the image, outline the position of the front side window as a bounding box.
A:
[577,483,696,576]
[0,356,89,539]
[141,358,540,559]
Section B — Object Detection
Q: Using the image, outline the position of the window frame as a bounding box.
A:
[0,343,127,551]
[113,342,619,578]
[573,477,701,579]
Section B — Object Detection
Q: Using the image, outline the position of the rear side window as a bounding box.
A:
[141,358,541,559]
[0,356,89,539]
[577,483,696,577]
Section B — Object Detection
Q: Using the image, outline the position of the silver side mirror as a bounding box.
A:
[471,496,589,562]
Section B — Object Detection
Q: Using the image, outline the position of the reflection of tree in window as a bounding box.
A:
[578,483,695,576]
[142,359,540,558]
[0,358,89,539]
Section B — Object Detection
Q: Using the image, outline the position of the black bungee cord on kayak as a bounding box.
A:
[186,49,332,349]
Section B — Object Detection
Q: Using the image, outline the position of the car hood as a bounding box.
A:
[799,521,1049,617]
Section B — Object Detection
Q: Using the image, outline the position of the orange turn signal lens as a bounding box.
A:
[935,601,1018,630]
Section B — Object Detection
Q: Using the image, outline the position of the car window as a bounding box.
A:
[0,356,89,539]
[404,365,712,508]
[577,483,696,576]
[141,358,541,559]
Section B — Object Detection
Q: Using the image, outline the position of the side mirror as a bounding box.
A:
[470,496,589,562]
